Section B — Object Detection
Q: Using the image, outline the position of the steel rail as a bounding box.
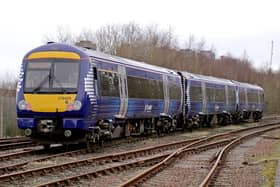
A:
[36,138,235,187]
[0,137,203,182]
[119,121,280,186]
[0,148,88,175]
[0,137,30,144]
[0,141,37,151]
[199,124,280,187]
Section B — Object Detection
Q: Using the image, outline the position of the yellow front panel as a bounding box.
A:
[24,94,77,112]
[27,51,80,60]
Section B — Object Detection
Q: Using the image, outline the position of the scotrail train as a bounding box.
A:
[16,42,264,147]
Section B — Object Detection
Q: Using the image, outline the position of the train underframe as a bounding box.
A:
[26,114,181,147]
[86,115,181,144]
[83,110,263,146]
[186,110,263,129]
[25,110,262,148]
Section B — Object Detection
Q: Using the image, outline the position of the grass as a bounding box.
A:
[262,160,278,187]
[5,123,24,137]
[258,135,280,187]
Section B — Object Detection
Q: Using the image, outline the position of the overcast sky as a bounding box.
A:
[0,0,279,79]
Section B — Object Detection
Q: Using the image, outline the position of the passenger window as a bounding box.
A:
[206,87,225,102]
[99,71,119,97]
[169,84,180,100]
[206,88,215,102]
[248,91,258,103]
[190,86,202,101]
[239,89,246,103]
[127,76,164,99]
[228,88,236,103]
[215,88,225,102]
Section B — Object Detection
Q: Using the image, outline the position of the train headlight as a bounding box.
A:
[18,100,31,110]
[73,100,82,110]
[64,130,72,137]
[67,100,82,111]
[24,128,32,136]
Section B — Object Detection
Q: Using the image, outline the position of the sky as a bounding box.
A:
[0,0,279,79]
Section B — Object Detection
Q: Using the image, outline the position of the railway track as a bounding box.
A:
[0,115,276,154]
[199,125,280,187]
[119,122,280,187]
[0,148,40,162]
[0,136,204,186]
[0,137,30,144]
[0,147,89,175]
[0,131,190,176]
[0,137,37,151]
[3,120,274,187]
[0,117,278,186]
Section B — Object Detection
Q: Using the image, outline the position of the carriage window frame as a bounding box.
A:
[169,83,181,100]
[247,91,258,103]
[127,76,164,99]
[99,70,120,97]
[239,88,246,103]
[206,86,225,102]
[190,85,202,102]
[206,87,215,102]
[215,88,225,102]
[228,88,236,103]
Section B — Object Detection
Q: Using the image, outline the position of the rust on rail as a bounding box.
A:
[199,124,280,187]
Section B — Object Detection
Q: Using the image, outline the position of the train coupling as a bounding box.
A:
[37,119,55,133]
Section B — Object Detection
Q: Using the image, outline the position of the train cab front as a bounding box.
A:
[16,43,91,144]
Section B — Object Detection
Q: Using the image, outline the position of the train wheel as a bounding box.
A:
[205,115,213,127]
[253,112,260,122]
[218,114,227,126]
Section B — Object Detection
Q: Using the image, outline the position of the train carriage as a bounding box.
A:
[16,43,183,145]
[233,81,264,121]
[88,50,183,136]
[181,72,238,127]
[16,42,265,146]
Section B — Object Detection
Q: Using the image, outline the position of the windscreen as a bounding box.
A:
[24,60,79,93]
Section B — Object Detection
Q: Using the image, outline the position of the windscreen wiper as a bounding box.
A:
[32,74,51,93]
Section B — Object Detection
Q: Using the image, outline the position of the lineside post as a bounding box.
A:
[0,95,3,138]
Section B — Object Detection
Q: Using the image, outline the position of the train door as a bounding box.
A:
[245,88,248,107]
[182,76,187,118]
[163,75,170,114]
[201,82,206,113]
[225,85,229,111]
[236,86,239,112]
[117,65,128,118]
[257,90,261,105]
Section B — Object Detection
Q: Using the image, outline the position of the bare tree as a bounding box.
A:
[185,34,195,49]
[77,28,96,42]
[38,23,280,115]
[196,37,206,52]
[95,24,122,54]
[43,25,75,44]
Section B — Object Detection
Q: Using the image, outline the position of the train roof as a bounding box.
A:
[78,46,179,76]
[231,80,264,91]
[181,72,235,86]
[182,72,264,91]
[25,43,179,76]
